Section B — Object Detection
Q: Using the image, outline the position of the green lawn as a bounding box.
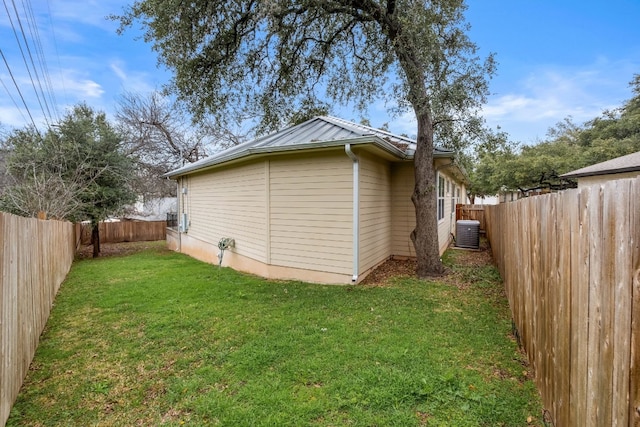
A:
[7,242,542,426]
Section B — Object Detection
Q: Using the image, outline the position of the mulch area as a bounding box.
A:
[359,258,418,286]
[360,237,494,287]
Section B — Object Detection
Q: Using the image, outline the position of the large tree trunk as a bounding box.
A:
[411,111,447,277]
[91,222,101,258]
[389,22,447,278]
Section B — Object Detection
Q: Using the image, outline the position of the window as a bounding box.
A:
[438,175,445,221]
[451,185,457,214]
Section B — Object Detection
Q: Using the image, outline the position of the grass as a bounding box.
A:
[7,242,542,426]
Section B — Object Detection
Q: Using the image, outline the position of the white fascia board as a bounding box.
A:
[165,136,409,179]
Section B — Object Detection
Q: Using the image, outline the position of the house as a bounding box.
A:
[165,116,468,284]
[125,196,177,222]
[498,189,521,203]
[560,150,640,187]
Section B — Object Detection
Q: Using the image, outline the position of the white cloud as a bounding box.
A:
[57,70,104,99]
[389,111,417,138]
[48,0,124,31]
[326,58,638,146]
[110,62,128,81]
[0,106,34,129]
[109,60,156,94]
[481,60,637,143]
[0,67,104,130]
[347,62,631,143]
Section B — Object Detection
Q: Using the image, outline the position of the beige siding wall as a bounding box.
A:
[269,152,353,275]
[391,162,416,257]
[358,152,392,273]
[391,161,465,256]
[577,171,640,187]
[175,151,466,283]
[182,160,267,263]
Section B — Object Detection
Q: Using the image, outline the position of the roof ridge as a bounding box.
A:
[319,115,416,143]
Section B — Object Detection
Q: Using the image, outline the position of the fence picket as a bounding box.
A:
[0,213,75,427]
[76,220,167,245]
[484,177,639,427]
[630,178,640,427]
[610,179,632,426]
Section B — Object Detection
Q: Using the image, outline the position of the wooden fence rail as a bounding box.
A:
[484,177,640,427]
[75,220,167,245]
[455,204,486,232]
[1,213,75,427]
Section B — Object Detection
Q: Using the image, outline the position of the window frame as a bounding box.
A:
[437,174,445,221]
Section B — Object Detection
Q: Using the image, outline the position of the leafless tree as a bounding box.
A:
[1,161,105,220]
[115,91,248,200]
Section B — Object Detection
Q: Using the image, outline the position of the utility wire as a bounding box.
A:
[2,0,52,126]
[8,0,54,124]
[23,0,59,122]
[0,48,37,128]
[0,75,30,124]
[45,0,67,111]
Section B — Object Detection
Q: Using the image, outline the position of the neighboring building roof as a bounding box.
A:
[166,116,455,178]
[560,150,640,179]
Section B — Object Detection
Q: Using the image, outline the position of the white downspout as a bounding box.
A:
[345,144,359,283]
[176,179,181,251]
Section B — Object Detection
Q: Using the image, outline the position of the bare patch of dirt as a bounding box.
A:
[75,241,167,260]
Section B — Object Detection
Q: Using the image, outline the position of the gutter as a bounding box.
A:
[165,136,410,179]
[345,143,359,283]
[560,166,640,179]
[435,157,470,186]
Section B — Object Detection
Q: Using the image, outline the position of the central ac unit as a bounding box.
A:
[456,220,480,249]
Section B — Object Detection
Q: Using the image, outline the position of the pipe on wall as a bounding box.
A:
[345,144,359,283]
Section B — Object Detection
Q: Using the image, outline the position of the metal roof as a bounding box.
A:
[166,116,454,178]
[560,150,640,179]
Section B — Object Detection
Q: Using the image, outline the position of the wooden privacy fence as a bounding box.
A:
[455,204,486,232]
[1,212,75,427]
[75,220,167,245]
[484,177,640,427]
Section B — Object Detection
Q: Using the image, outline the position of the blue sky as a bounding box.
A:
[1,0,639,145]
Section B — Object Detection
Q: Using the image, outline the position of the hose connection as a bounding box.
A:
[217,237,235,267]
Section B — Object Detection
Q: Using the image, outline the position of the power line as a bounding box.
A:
[23,0,59,122]
[2,0,63,128]
[2,0,47,126]
[45,0,68,111]
[0,75,31,125]
[6,0,54,125]
[0,48,37,128]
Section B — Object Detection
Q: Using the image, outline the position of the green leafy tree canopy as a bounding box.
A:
[470,74,640,196]
[2,104,136,255]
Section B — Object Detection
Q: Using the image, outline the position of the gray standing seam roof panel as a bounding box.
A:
[166,116,453,177]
